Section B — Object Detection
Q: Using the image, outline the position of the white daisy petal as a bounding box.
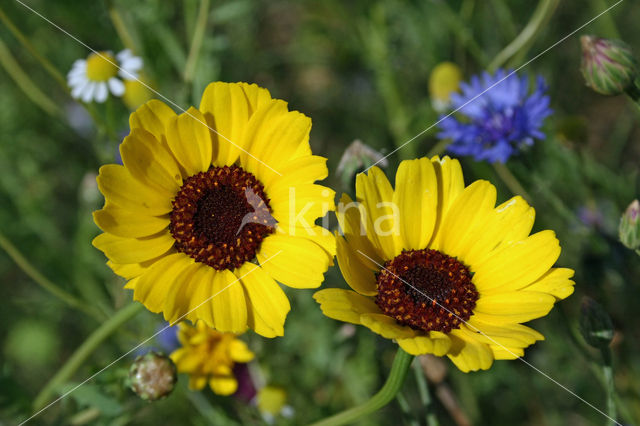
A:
[119,69,139,81]
[95,82,109,103]
[71,78,89,99]
[82,82,97,103]
[108,77,125,96]
[68,73,87,86]
[116,49,132,62]
[122,56,143,72]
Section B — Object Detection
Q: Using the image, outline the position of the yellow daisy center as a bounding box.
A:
[86,52,118,82]
[169,165,276,271]
[376,249,478,333]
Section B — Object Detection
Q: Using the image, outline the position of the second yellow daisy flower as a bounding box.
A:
[314,156,574,372]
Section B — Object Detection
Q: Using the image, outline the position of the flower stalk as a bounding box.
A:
[32,302,144,412]
[310,349,415,426]
[0,231,102,320]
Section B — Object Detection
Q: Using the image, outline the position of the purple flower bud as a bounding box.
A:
[581,35,639,96]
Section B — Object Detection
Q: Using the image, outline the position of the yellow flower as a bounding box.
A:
[428,62,462,112]
[93,82,335,337]
[122,77,154,110]
[314,156,574,372]
[257,386,287,416]
[170,321,254,395]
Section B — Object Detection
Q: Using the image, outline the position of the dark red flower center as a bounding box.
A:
[170,165,276,270]
[375,249,478,333]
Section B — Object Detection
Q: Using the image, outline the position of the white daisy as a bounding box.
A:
[67,49,143,103]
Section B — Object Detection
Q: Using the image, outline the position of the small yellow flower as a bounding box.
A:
[170,321,254,395]
[257,386,287,416]
[92,82,335,337]
[314,156,575,372]
[428,62,462,111]
[122,77,154,110]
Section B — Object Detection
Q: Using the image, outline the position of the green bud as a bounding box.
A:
[336,140,387,188]
[579,297,614,349]
[128,351,177,401]
[619,199,640,251]
[580,35,639,96]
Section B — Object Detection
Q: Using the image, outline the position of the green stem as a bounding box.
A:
[360,5,415,160]
[310,349,414,426]
[32,303,144,411]
[492,162,532,204]
[600,347,618,426]
[0,5,68,90]
[488,0,560,72]
[413,359,438,426]
[0,231,102,320]
[0,36,61,117]
[184,0,210,83]
[427,138,450,158]
[108,2,139,54]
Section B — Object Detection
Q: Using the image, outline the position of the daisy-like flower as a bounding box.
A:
[314,156,574,372]
[437,69,552,163]
[170,321,254,395]
[67,49,143,103]
[92,82,335,337]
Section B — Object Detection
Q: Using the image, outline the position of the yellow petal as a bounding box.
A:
[229,339,255,363]
[313,288,380,324]
[240,100,311,187]
[93,203,169,238]
[163,262,202,323]
[523,267,575,300]
[236,262,290,338]
[133,253,193,313]
[446,328,494,372]
[120,128,183,194]
[199,82,254,166]
[474,291,556,323]
[335,235,378,296]
[397,332,451,356]
[256,234,332,289]
[359,313,416,339]
[189,375,208,390]
[209,376,238,396]
[238,82,273,113]
[430,156,465,245]
[211,269,248,333]
[185,266,217,328]
[490,345,525,360]
[465,319,544,348]
[129,99,176,141]
[473,230,560,293]
[265,155,329,190]
[335,193,381,270]
[435,180,496,256]
[392,158,438,250]
[270,184,334,232]
[355,167,402,260]
[107,260,145,280]
[462,196,535,266]
[166,107,213,176]
[97,164,172,215]
[92,230,175,264]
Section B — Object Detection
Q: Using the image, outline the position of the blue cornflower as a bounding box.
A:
[437,69,552,163]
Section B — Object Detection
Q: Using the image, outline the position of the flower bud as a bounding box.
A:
[429,62,462,112]
[619,199,640,251]
[579,296,614,349]
[128,351,177,401]
[336,140,387,187]
[580,35,639,96]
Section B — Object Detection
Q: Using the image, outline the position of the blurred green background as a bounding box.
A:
[2,0,640,424]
